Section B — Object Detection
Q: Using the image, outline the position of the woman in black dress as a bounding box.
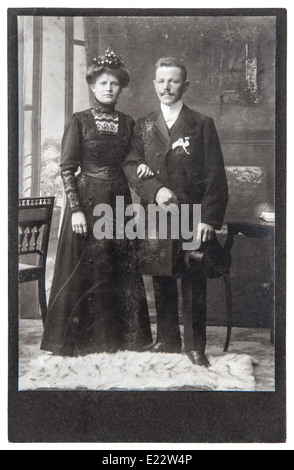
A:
[41,49,153,356]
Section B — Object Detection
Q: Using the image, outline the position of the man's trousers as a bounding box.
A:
[152,275,207,353]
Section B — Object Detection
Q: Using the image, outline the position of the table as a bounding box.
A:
[223,217,275,352]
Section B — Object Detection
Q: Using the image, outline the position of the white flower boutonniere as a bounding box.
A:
[172,137,190,155]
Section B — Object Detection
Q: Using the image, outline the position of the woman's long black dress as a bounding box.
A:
[41,102,152,356]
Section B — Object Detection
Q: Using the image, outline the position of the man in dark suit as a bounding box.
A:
[123,57,228,367]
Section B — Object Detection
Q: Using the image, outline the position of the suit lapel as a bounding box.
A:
[152,110,170,145]
[166,105,193,155]
[150,105,194,154]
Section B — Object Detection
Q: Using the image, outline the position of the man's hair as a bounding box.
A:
[155,57,188,82]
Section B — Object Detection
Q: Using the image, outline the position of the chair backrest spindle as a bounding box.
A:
[18,197,55,266]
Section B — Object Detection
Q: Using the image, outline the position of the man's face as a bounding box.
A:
[154,66,189,106]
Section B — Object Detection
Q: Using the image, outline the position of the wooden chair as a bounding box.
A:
[18,197,55,325]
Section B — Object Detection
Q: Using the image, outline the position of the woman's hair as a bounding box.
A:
[86,64,130,89]
[155,57,188,82]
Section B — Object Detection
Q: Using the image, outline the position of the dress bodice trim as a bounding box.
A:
[92,99,116,114]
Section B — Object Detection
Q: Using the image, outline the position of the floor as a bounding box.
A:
[19,236,275,392]
[18,319,275,392]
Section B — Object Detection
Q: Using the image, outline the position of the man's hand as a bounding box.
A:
[198,223,215,243]
[72,211,88,237]
[155,187,179,212]
[137,163,155,179]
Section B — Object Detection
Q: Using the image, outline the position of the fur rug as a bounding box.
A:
[19,351,258,391]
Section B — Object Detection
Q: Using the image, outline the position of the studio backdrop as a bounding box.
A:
[18,15,276,328]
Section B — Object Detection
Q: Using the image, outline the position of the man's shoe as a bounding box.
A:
[186,351,210,368]
[149,342,166,353]
[149,342,181,353]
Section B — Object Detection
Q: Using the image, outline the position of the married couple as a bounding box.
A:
[41,49,228,368]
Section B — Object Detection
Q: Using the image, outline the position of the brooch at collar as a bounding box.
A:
[172,137,190,155]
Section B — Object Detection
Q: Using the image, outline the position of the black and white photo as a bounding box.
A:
[8,8,286,444]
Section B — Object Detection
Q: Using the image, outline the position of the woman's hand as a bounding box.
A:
[72,211,88,237]
[137,163,154,179]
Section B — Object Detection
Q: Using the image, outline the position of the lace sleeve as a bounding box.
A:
[61,169,82,213]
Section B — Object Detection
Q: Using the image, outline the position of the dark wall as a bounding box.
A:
[85,16,275,216]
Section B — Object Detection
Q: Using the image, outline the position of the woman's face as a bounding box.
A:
[91,72,122,105]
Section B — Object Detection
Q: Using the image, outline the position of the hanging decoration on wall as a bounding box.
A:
[199,27,261,107]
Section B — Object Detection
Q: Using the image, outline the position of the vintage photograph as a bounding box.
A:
[15,12,279,395]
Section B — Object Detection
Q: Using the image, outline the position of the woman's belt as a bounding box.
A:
[81,163,122,180]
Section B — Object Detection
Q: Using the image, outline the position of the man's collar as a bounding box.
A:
[160,100,183,118]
